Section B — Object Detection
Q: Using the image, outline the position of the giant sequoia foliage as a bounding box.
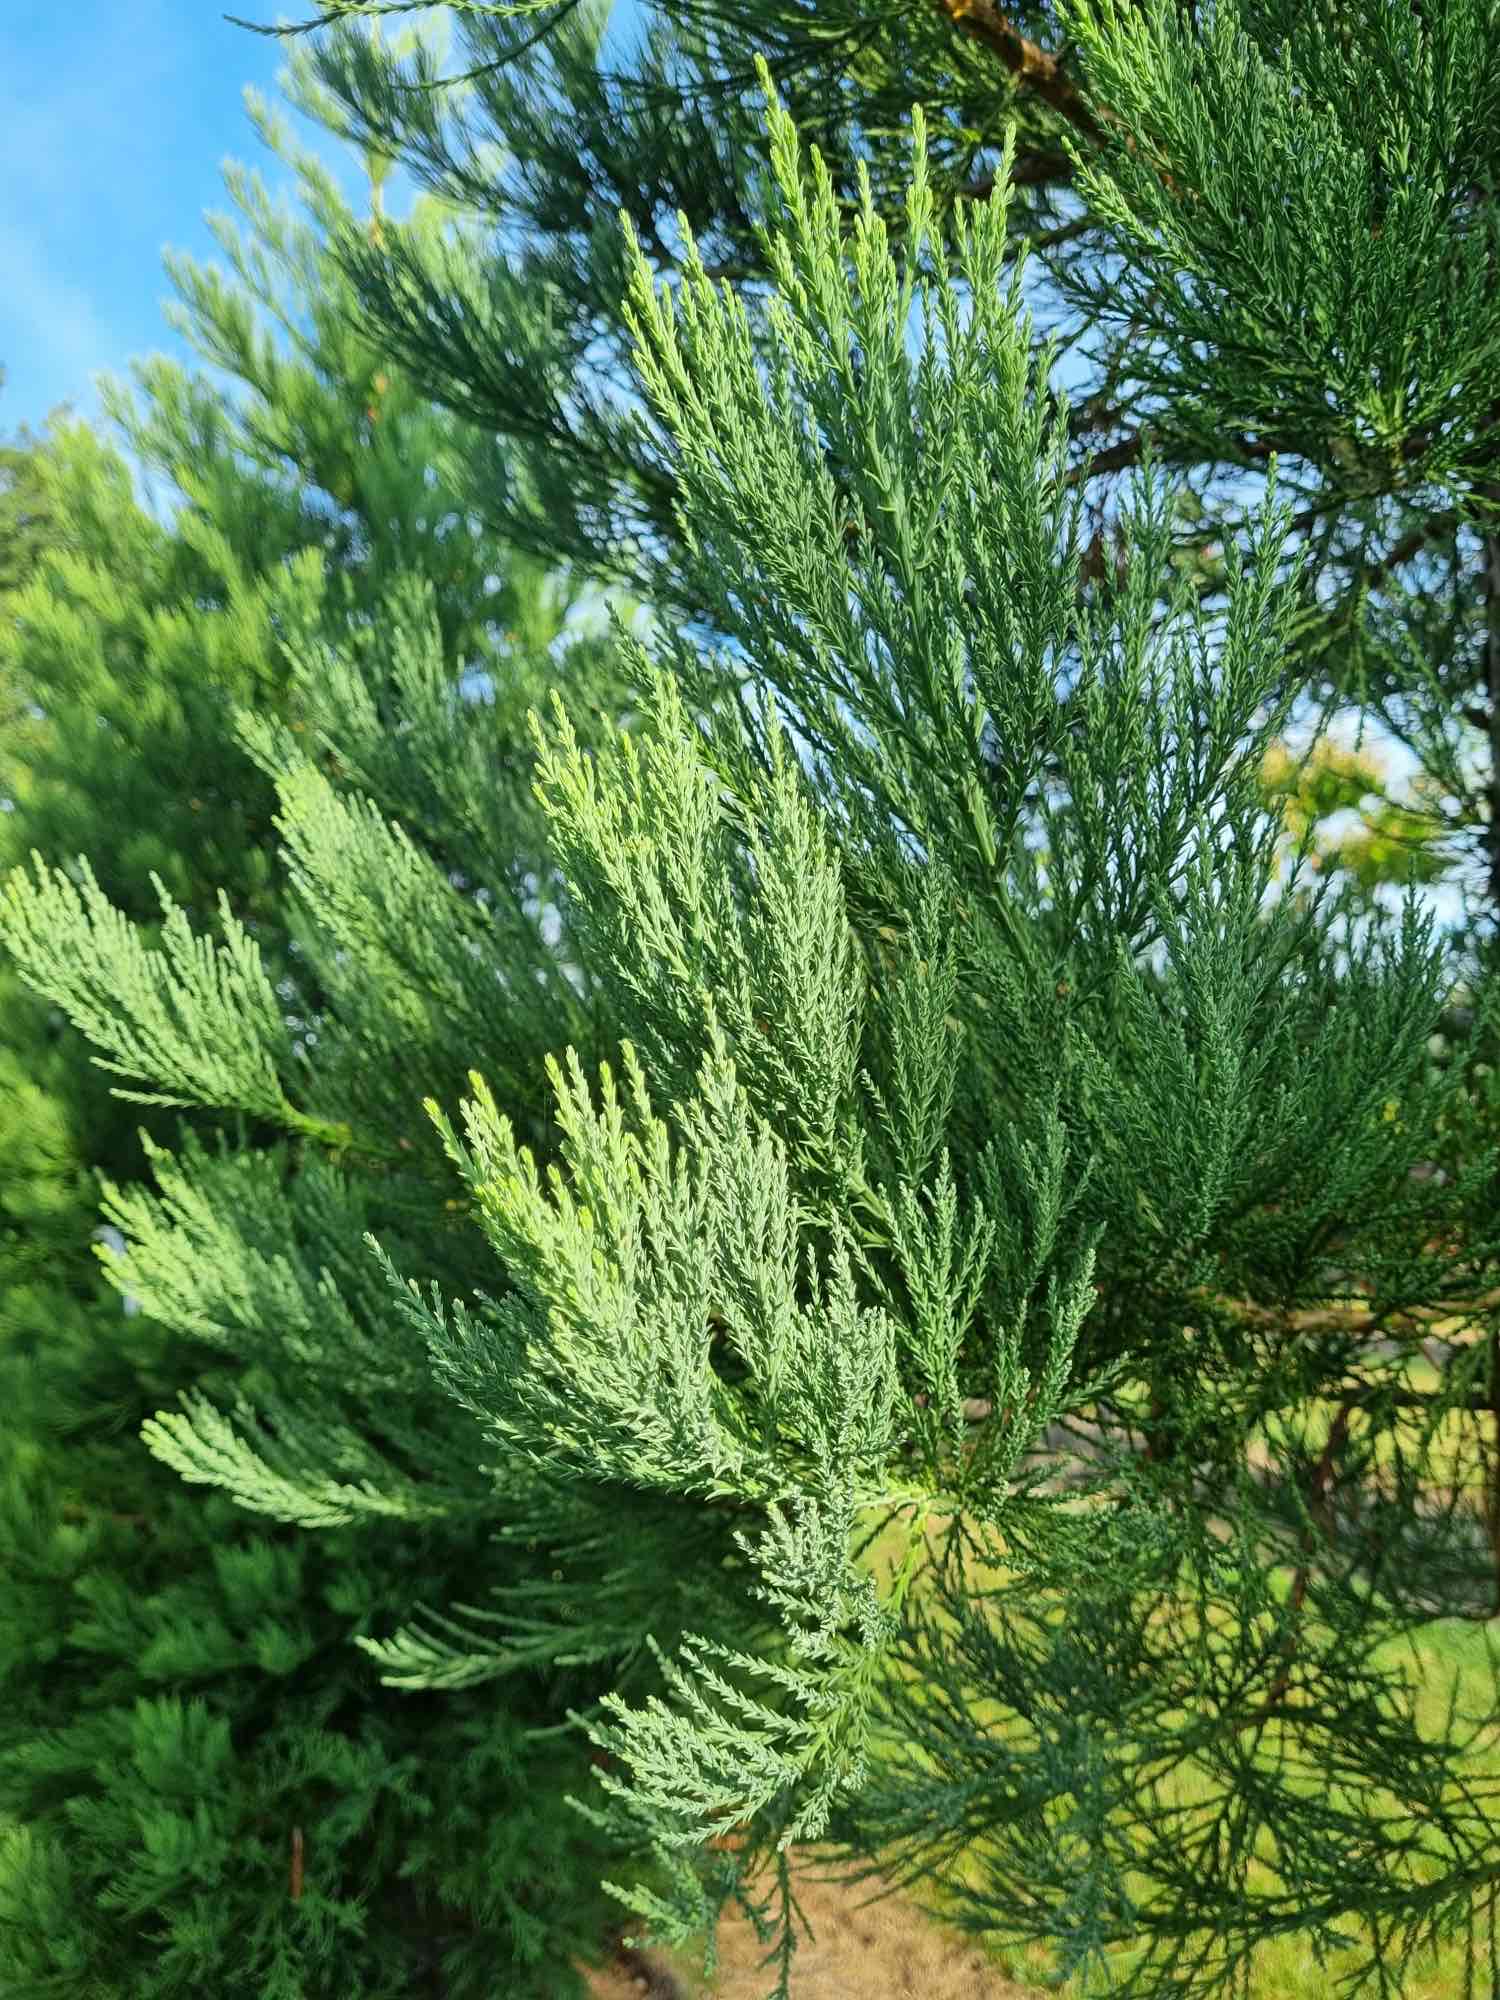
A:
[0,87,635,1998]
[10,77,1500,1997]
[271,0,1500,943]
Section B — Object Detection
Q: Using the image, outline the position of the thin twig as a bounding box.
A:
[1228,1397,1356,1737]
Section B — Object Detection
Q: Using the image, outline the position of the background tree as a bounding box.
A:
[0,390,60,598]
[10,81,1500,1998]
[0,83,639,1999]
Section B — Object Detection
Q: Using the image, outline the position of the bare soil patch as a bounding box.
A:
[580,1853,1038,1999]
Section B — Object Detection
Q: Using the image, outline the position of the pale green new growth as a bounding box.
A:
[397,1012,1085,1859]
[1,857,296,1122]
[141,1387,450,1527]
[528,665,866,1187]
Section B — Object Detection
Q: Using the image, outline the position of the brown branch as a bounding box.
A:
[602,1922,690,1999]
[1285,504,1458,575]
[961,147,1077,198]
[1329,1382,1493,1414]
[1067,410,1446,494]
[932,0,1196,206]
[1078,524,1130,586]
[1078,433,1154,479]
[1357,511,1459,589]
[912,1289,1499,1439]
[1192,1283,1500,1340]
[934,0,1107,142]
[914,1392,997,1423]
[1073,427,1292,483]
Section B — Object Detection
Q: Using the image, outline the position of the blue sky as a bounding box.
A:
[1,3,319,436]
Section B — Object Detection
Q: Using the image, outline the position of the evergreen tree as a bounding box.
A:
[0,396,59,599]
[0,83,636,1998]
[10,79,1500,1997]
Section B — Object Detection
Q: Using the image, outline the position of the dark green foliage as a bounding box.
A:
[0,1471,607,2000]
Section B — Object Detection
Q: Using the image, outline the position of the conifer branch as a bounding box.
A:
[32,22,1500,1990]
[933,0,1106,142]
